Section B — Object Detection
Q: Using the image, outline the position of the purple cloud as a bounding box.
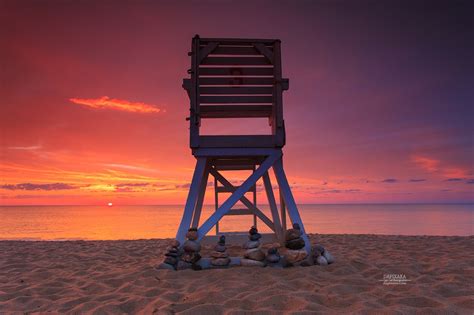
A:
[381,178,398,183]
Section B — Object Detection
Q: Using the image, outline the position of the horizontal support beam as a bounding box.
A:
[199,78,274,86]
[223,208,254,216]
[192,148,281,157]
[200,87,273,94]
[200,95,273,104]
[201,57,271,66]
[199,67,274,76]
[216,185,256,193]
[198,135,276,148]
[200,105,272,118]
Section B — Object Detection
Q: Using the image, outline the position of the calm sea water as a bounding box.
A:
[0,204,472,240]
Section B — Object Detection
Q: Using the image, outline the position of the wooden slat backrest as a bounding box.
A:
[183,35,288,148]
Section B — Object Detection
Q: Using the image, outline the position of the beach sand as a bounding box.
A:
[0,234,473,314]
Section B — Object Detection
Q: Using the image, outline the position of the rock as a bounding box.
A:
[284,249,308,264]
[285,237,305,250]
[267,247,278,255]
[243,240,260,249]
[164,256,178,265]
[186,229,198,241]
[249,233,262,241]
[157,262,175,270]
[249,226,258,235]
[285,229,302,242]
[214,244,227,252]
[170,240,180,248]
[218,235,226,245]
[211,251,229,259]
[266,254,280,263]
[182,252,201,263]
[166,246,178,253]
[316,255,328,266]
[165,252,178,258]
[314,244,325,255]
[176,261,192,270]
[279,256,293,268]
[240,258,266,267]
[323,250,335,264]
[294,255,314,267]
[183,240,201,253]
[244,248,265,261]
[191,264,202,271]
[211,257,231,266]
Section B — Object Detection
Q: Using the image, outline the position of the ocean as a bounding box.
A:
[0,204,472,240]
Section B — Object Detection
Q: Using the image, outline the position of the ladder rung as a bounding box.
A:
[224,208,254,216]
[216,185,256,193]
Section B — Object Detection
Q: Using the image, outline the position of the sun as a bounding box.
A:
[107,202,113,207]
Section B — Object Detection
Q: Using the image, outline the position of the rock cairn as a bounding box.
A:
[241,226,266,267]
[157,239,181,270]
[312,244,335,266]
[283,223,308,265]
[265,243,281,267]
[211,235,231,267]
[178,228,202,270]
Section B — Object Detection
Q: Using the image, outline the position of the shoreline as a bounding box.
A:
[1,234,473,313]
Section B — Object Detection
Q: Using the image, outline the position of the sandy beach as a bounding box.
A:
[0,234,473,314]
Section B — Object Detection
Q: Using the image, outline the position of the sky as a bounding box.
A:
[1,0,473,205]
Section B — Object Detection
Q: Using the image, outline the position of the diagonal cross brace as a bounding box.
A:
[209,168,275,231]
[197,151,281,241]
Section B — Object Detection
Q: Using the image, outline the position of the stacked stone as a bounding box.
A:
[210,235,231,267]
[241,226,266,267]
[312,244,335,266]
[265,243,281,267]
[157,240,181,270]
[178,228,202,270]
[283,223,309,265]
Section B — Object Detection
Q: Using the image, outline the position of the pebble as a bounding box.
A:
[164,256,178,265]
[165,252,178,258]
[186,230,198,241]
[182,252,201,263]
[214,244,227,252]
[323,250,335,264]
[285,238,305,250]
[266,254,280,263]
[183,240,201,253]
[243,240,260,249]
[211,257,231,266]
[157,262,175,270]
[316,255,328,266]
[314,244,325,255]
[244,248,265,261]
[170,240,180,248]
[240,258,266,267]
[284,249,308,264]
[176,261,193,270]
[249,226,258,235]
[285,229,301,242]
[211,251,229,259]
[249,233,262,241]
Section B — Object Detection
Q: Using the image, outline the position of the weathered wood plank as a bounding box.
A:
[201,57,271,66]
[272,158,311,253]
[200,38,276,45]
[176,157,207,243]
[198,42,219,63]
[200,87,273,95]
[216,185,256,193]
[211,46,261,55]
[191,161,210,228]
[199,67,274,76]
[200,105,272,118]
[253,43,274,63]
[197,152,280,240]
[223,208,254,215]
[262,172,283,242]
[200,96,272,104]
[199,135,275,148]
[199,77,274,86]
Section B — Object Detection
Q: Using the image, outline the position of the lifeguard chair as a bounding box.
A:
[177,35,310,252]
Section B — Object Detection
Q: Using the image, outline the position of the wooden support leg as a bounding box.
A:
[262,172,283,242]
[176,157,207,244]
[272,157,311,253]
[197,151,281,241]
[280,192,287,232]
[191,161,210,228]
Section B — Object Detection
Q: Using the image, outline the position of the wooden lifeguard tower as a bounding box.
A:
[177,35,310,252]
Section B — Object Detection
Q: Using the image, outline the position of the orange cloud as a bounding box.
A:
[411,155,440,172]
[69,96,162,114]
